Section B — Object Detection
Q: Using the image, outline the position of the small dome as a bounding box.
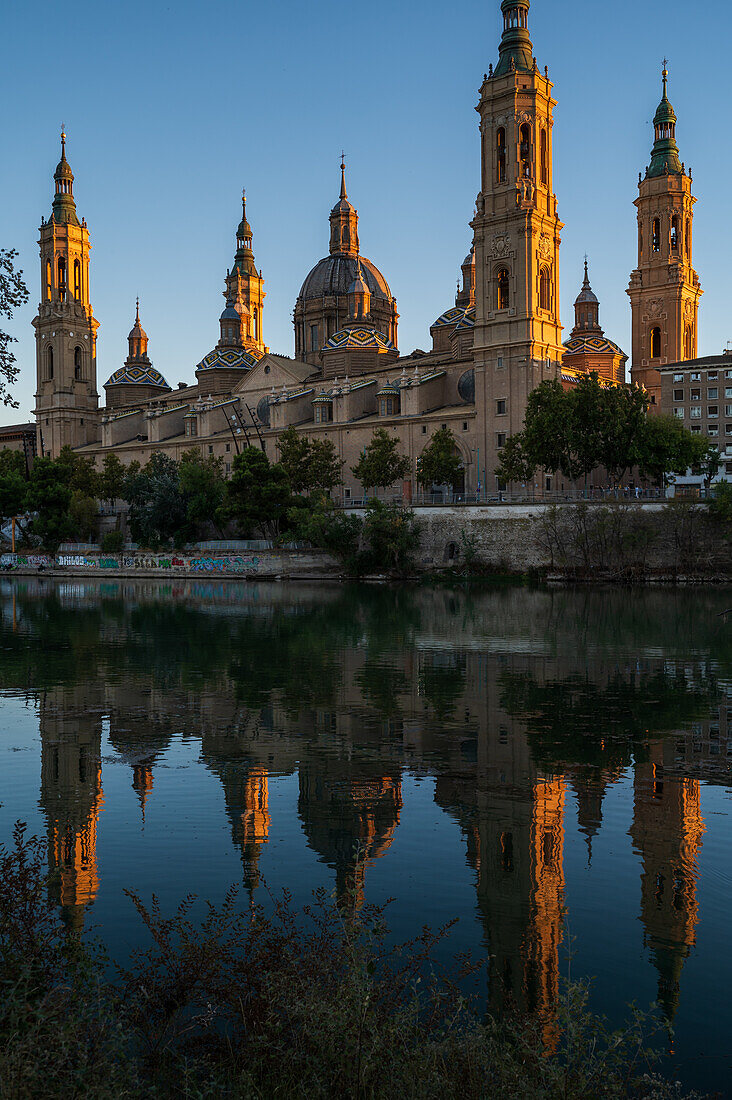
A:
[324,326,395,352]
[219,299,241,323]
[376,381,399,397]
[563,334,627,358]
[196,347,263,371]
[312,390,334,404]
[432,305,468,329]
[299,255,391,303]
[106,365,170,388]
[54,134,74,183]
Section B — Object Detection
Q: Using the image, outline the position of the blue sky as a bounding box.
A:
[1,0,729,425]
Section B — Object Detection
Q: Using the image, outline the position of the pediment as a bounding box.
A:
[232,354,318,397]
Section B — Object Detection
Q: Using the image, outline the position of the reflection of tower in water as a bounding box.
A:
[299,764,402,910]
[39,690,104,931]
[629,754,704,1022]
[208,762,272,891]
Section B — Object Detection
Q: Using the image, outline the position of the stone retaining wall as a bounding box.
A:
[0,549,339,579]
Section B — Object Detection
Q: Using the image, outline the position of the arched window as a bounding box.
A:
[540,129,548,186]
[496,268,509,310]
[74,346,82,381]
[496,128,506,183]
[650,327,661,359]
[46,345,54,381]
[652,218,660,253]
[57,257,66,300]
[520,123,531,179]
[539,267,551,311]
[685,218,691,258]
[45,260,52,301]
[685,325,693,359]
[73,259,81,299]
[670,216,679,252]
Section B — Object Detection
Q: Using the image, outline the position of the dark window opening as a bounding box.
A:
[651,327,661,359]
[652,218,661,253]
[496,127,506,183]
[520,123,531,179]
[496,268,509,310]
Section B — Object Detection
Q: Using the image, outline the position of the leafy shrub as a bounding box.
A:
[101,529,125,553]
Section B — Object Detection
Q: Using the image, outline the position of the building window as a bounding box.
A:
[708,371,718,380]
[45,260,52,300]
[539,267,551,311]
[310,324,319,352]
[225,443,230,452]
[462,422,468,431]
[57,257,66,300]
[496,268,509,310]
[689,406,701,418]
[379,398,396,417]
[708,406,718,418]
[73,259,81,300]
[314,404,333,424]
[685,325,693,359]
[708,388,718,400]
[726,405,732,417]
[690,388,701,400]
[673,389,684,401]
[422,425,427,434]
[225,463,231,475]
[685,218,691,258]
[726,424,732,436]
[46,345,54,381]
[496,432,507,448]
[73,346,82,381]
[253,308,258,342]
[691,372,701,381]
[497,356,503,369]
[674,408,684,419]
[496,127,506,183]
[652,218,660,252]
[496,399,507,415]
[650,327,661,359]
[670,216,679,252]
[691,425,701,434]
[520,123,531,178]
[709,425,718,436]
[540,129,548,186]
[208,445,213,454]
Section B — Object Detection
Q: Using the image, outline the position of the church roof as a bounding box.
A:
[323,326,395,352]
[431,305,475,329]
[563,334,627,359]
[105,364,171,388]
[196,347,263,372]
[299,255,391,302]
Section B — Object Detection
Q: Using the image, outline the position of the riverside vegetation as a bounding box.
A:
[0,824,698,1100]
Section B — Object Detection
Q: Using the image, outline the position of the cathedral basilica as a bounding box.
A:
[31,0,703,496]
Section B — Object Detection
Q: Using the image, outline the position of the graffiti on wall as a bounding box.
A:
[2,552,264,575]
[189,556,260,574]
[1,553,54,570]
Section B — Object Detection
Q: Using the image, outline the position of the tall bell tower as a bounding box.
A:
[33,132,100,458]
[627,67,702,409]
[472,0,564,491]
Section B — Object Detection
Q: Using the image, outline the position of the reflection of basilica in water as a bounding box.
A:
[7,580,730,1029]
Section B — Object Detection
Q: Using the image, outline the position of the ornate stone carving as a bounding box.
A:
[646,298,664,318]
[538,235,551,259]
[490,233,511,258]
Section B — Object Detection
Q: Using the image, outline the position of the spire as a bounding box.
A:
[647,62,683,178]
[329,158,359,256]
[127,299,149,362]
[494,0,533,78]
[234,188,257,276]
[51,128,80,227]
[571,257,602,335]
[340,153,348,200]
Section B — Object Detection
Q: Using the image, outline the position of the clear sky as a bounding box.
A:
[1,0,729,425]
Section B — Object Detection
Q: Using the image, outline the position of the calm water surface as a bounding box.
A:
[1,578,731,1095]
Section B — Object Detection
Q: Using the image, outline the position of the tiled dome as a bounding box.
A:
[323,327,395,352]
[105,365,170,388]
[196,347,263,371]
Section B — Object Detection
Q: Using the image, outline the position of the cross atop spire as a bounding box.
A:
[61,124,66,156]
[340,153,347,200]
[135,296,140,322]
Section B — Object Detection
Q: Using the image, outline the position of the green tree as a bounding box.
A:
[99,453,127,505]
[594,381,648,484]
[288,497,363,572]
[0,450,28,528]
[277,427,343,495]
[26,457,74,550]
[495,433,536,485]
[416,427,463,489]
[522,378,577,480]
[179,448,227,536]
[0,249,29,409]
[56,445,101,497]
[226,446,293,540]
[352,428,410,493]
[125,452,190,548]
[361,499,423,575]
[637,414,708,488]
[69,490,99,541]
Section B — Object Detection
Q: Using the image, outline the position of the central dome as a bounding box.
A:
[298,254,391,303]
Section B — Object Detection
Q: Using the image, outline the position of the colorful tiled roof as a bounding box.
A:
[196,347,263,371]
[563,334,627,358]
[431,305,475,329]
[105,365,170,388]
[324,327,395,352]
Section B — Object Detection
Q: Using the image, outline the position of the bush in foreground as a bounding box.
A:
[0,825,697,1099]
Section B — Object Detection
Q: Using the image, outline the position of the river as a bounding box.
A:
[0,578,730,1095]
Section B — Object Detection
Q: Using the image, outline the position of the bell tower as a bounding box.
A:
[33,132,100,457]
[224,191,266,355]
[472,0,564,491]
[627,66,702,409]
